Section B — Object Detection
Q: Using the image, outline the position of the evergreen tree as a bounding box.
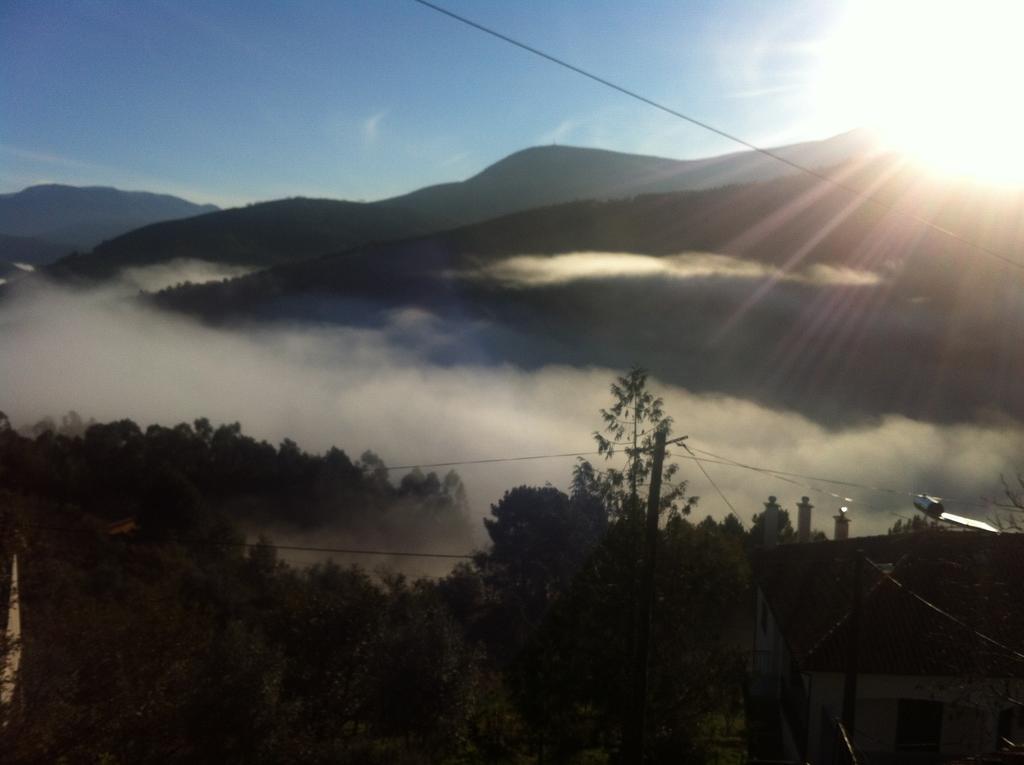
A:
[593,366,694,518]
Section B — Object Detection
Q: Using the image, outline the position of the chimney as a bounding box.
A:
[834,506,850,541]
[763,496,780,548]
[797,496,813,543]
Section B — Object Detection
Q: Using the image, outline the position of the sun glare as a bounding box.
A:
[818,0,1024,185]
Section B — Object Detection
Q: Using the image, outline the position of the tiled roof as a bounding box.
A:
[754,531,1024,677]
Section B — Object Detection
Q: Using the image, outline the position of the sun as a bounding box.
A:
[816,0,1024,186]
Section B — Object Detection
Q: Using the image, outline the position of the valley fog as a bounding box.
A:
[2,268,1021,552]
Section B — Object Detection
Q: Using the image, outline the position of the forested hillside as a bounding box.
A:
[0,412,472,549]
[46,198,444,280]
[0,377,753,763]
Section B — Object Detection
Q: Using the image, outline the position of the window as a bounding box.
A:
[896,699,943,752]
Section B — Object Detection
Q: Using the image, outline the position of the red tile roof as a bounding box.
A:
[754,531,1024,677]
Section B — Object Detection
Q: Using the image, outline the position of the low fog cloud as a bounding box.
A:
[1,269,1021,559]
[120,258,257,292]
[476,251,882,288]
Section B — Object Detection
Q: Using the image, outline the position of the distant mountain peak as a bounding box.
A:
[8,183,217,206]
[377,129,880,227]
[0,184,220,251]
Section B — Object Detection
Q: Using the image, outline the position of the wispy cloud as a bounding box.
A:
[539,119,578,145]
[0,143,114,174]
[362,110,387,143]
[437,151,472,170]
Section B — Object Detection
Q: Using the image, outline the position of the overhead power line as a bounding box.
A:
[686,445,1009,513]
[386,439,995,520]
[390,437,695,473]
[864,556,1024,664]
[681,443,740,517]
[23,524,475,559]
[20,442,1014,556]
[352,441,1010,518]
[384,449,600,472]
[686,445,897,513]
[410,0,1024,271]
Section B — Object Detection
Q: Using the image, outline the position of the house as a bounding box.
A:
[1,554,19,709]
[749,498,1024,764]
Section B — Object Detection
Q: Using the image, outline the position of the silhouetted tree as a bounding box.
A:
[477,485,606,662]
[510,514,749,762]
[887,514,940,534]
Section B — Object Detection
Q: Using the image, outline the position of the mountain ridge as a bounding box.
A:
[375,128,879,225]
[44,129,879,280]
[0,183,219,252]
[45,197,444,281]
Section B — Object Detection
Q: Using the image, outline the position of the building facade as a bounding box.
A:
[749,507,1024,764]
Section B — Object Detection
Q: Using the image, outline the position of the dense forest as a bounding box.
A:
[0,374,755,764]
[46,197,443,281]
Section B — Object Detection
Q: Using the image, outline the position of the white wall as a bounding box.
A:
[805,672,1024,760]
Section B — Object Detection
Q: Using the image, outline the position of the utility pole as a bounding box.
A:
[624,427,667,763]
[629,400,640,518]
[841,550,864,734]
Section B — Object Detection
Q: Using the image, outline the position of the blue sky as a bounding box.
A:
[1,0,854,207]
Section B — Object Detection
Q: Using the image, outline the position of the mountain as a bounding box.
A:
[45,130,877,282]
[0,233,74,287]
[376,129,879,226]
[0,233,75,266]
[151,153,1024,426]
[0,184,219,250]
[46,197,445,281]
